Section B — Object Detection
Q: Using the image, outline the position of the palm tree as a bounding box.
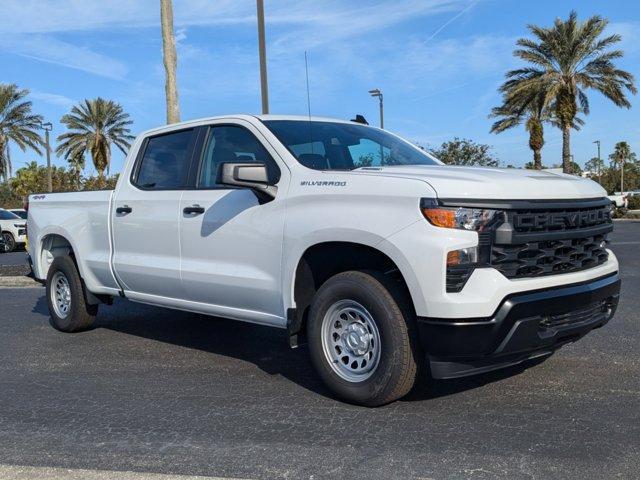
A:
[490,95,547,170]
[0,84,44,180]
[56,98,134,179]
[609,141,637,192]
[490,93,583,170]
[161,0,180,124]
[499,11,636,173]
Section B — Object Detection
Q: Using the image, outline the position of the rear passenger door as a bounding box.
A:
[179,121,289,325]
[112,127,197,298]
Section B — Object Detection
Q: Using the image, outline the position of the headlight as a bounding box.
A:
[420,199,503,232]
[14,224,25,228]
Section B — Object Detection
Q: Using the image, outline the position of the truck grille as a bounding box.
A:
[491,234,609,278]
[492,199,612,280]
[445,198,613,291]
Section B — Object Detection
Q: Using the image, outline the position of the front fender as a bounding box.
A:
[282,225,426,315]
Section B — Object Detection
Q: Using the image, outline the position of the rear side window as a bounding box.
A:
[134,129,195,189]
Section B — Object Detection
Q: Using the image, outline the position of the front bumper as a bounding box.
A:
[418,273,620,379]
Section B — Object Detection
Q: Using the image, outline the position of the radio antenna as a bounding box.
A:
[304,51,312,119]
[304,51,314,153]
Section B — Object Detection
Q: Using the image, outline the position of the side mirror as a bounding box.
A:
[220,162,277,199]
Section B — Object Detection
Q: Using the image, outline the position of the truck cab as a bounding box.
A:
[28,115,620,406]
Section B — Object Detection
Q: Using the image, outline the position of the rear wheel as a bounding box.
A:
[307,271,419,406]
[46,255,97,332]
[2,232,15,253]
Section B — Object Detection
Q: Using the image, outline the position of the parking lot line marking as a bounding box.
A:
[0,464,251,480]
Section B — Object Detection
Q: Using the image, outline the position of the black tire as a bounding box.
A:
[46,255,98,332]
[307,271,419,407]
[2,232,15,253]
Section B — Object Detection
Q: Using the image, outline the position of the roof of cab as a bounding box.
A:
[136,114,359,138]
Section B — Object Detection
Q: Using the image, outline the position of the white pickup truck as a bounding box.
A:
[28,115,620,406]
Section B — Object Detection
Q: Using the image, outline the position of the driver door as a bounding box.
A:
[179,120,289,326]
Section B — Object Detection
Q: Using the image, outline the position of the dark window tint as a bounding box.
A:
[0,209,20,220]
[135,129,194,189]
[10,210,27,219]
[198,125,280,188]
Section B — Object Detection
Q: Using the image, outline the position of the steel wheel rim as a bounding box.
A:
[50,271,72,319]
[321,299,381,383]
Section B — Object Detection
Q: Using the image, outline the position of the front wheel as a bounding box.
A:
[46,255,98,332]
[2,232,15,252]
[307,271,419,407]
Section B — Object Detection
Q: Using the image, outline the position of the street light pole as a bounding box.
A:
[39,122,53,192]
[256,0,269,114]
[593,140,601,183]
[368,88,384,129]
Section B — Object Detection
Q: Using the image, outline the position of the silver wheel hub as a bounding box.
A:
[321,300,381,383]
[51,271,71,319]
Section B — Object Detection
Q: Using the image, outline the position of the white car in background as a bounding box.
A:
[0,209,27,252]
[607,193,628,208]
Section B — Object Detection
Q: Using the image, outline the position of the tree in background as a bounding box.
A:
[0,181,22,209]
[161,0,180,124]
[584,156,605,182]
[10,161,75,197]
[56,98,134,182]
[430,138,499,167]
[8,161,120,198]
[490,94,547,169]
[68,151,86,189]
[0,84,44,181]
[497,11,636,173]
[609,141,637,192]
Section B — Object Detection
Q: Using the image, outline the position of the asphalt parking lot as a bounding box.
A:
[0,249,28,267]
[0,222,638,479]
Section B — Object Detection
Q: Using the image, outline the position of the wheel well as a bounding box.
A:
[289,242,414,346]
[40,234,74,279]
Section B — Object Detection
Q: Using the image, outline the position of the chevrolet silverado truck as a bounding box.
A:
[27,115,620,406]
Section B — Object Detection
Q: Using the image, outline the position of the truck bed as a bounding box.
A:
[28,190,120,294]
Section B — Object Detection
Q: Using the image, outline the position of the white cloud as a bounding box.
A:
[0,34,128,79]
[0,0,469,36]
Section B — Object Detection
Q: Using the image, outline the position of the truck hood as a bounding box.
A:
[352,165,606,200]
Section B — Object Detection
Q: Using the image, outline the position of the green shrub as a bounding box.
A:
[627,195,640,210]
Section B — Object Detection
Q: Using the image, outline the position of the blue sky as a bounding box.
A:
[2,0,639,175]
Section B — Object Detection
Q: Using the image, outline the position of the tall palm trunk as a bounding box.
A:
[161,0,180,124]
[562,124,571,173]
[533,149,542,170]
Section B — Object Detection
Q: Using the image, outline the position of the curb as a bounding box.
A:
[0,276,43,288]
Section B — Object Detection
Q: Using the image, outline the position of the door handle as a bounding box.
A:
[116,205,132,214]
[183,205,205,215]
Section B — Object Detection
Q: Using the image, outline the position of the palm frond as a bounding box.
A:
[56,97,133,176]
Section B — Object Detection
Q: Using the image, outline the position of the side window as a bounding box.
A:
[348,138,391,168]
[198,125,280,188]
[134,129,195,189]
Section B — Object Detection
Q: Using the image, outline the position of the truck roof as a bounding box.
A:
[136,114,358,138]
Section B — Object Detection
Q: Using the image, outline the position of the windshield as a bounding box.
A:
[264,120,441,171]
[0,209,21,220]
